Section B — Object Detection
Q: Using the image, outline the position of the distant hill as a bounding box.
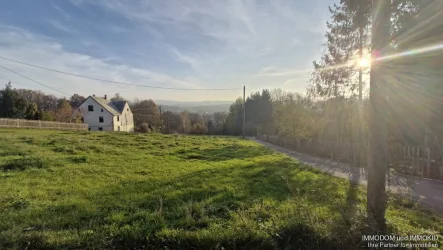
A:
[155,100,231,114]
[155,100,232,106]
[160,104,230,114]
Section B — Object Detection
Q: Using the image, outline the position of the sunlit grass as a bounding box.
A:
[0,129,441,249]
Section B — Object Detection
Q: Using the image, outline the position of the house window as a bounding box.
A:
[118,126,120,131]
[81,117,84,123]
[99,116,104,123]
[98,127,103,131]
[88,105,94,111]
[101,109,103,112]
[127,108,129,111]
[117,116,120,122]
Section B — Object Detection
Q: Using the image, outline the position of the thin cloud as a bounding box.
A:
[51,2,71,20]
[283,78,299,85]
[108,25,127,34]
[167,45,201,70]
[47,20,73,33]
[257,67,310,77]
[78,0,315,59]
[3,1,331,100]
[0,26,206,99]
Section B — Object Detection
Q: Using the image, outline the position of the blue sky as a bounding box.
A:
[0,0,336,101]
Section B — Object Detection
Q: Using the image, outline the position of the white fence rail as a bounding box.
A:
[0,118,88,131]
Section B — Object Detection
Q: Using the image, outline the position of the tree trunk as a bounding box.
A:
[358,25,365,168]
[367,0,390,233]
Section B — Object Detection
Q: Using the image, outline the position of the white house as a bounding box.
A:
[77,95,134,132]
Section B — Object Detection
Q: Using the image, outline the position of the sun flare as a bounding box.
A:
[359,57,371,68]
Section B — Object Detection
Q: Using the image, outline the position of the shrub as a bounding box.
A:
[140,123,151,133]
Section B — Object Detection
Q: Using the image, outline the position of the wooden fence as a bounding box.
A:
[0,118,88,131]
[257,134,443,181]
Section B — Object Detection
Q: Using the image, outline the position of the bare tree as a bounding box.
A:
[213,112,227,135]
[161,111,181,134]
[180,111,191,133]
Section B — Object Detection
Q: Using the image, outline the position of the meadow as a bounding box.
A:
[0,129,442,249]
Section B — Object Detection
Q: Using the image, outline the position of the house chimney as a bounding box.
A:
[93,94,95,97]
[104,95,107,100]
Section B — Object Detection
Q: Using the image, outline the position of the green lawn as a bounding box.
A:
[0,129,442,249]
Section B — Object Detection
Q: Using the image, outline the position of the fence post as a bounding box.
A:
[39,120,41,129]
[415,147,419,175]
[17,119,20,128]
[402,146,405,171]
[395,144,398,169]
[412,146,416,174]
[430,145,440,179]
[418,146,425,176]
[427,147,431,178]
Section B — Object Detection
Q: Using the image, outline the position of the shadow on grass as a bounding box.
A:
[7,160,367,249]
[85,160,355,248]
[2,157,47,171]
[328,167,366,247]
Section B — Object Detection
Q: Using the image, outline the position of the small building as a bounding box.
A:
[77,95,134,132]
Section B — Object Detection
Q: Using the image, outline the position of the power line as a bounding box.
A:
[0,65,71,96]
[0,76,12,82]
[0,75,34,87]
[0,56,242,91]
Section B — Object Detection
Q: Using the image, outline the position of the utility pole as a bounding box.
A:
[159,106,162,133]
[204,112,208,135]
[367,0,390,232]
[242,85,245,139]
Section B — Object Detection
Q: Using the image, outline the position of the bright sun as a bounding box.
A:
[359,58,371,68]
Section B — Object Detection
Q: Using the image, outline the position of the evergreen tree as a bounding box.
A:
[226,98,244,136]
[0,83,28,118]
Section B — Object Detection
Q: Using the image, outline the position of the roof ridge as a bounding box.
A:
[90,96,121,115]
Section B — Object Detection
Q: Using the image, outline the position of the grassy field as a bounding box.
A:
[0,129,442,249]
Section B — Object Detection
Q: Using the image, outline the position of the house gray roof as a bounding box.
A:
[90,96,127,115]
[112,101,127,113]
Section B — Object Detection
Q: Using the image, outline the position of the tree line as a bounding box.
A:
[130,97,228,135]
[0,82,84,123]
[0,83,229,134]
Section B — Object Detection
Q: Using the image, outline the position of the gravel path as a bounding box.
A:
[251,138,443,212]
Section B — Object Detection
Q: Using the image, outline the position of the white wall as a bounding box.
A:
[113,115,120,131]
[120,103,134,132]
[78,97,115,131]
